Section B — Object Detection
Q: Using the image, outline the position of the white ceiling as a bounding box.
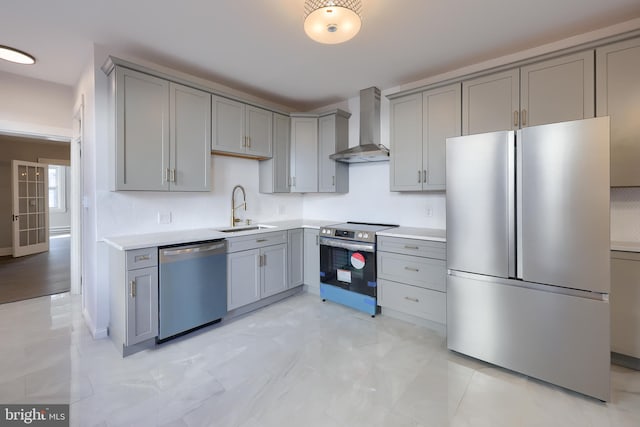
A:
[2,0,640,110]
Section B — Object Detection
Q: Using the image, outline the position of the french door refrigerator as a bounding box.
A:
[445,117,610,401]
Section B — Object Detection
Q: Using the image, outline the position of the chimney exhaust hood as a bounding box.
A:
[330,87,389,163]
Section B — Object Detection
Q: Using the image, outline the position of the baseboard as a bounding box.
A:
[50,226,71,236]
[380,307,447,337]
[82,308,108,339]
[303,284,320,296]
[0,247,12,256]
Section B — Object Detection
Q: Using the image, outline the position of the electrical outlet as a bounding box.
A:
[158,211,172,224]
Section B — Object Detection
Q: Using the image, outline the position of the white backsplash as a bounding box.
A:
[611,187,640,242]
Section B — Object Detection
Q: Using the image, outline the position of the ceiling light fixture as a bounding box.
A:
[304,0,362,45]
[0,45,36,65]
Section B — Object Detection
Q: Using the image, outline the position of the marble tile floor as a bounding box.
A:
[0,291,639,427]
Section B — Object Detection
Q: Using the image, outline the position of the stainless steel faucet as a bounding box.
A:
[231,185,247,227]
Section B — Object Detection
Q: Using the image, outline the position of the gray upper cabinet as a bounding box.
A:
[597,37,640,187]
[318,111,350,193]
[462,51,594,135]
[112,67,210,191]
[114,67,170,191]
[390,83,460,192]
[169,83,212,191]
[462,69,519,135]
[390,93,422,191]
[520,50,594,127]
[290,115,318,193]
[211,95,273,159]
[259,113,290,193]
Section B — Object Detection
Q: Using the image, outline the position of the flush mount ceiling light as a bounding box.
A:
[304,0,362,44]
[0,45,36,64]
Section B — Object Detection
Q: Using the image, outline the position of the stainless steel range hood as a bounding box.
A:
[330,87,390,163]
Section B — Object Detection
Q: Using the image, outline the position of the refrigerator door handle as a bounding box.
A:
[515,129,523,279]
[508,132,516,278]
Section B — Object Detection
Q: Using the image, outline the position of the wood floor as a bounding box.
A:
[0,235,70,304]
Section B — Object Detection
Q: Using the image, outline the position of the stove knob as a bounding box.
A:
[363,233,369,239]
[357,232,363,238]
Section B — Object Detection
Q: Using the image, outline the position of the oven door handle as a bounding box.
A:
[319,237,375,253]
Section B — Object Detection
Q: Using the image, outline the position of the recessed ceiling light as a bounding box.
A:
[0,45,36,65]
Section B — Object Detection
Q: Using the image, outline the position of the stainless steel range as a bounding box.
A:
[319,222,398,316]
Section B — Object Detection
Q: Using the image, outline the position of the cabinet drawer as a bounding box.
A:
[377,236,446,259]
[377,251,446,292]
[126,247,158,270]
[226,231,288,253]
[378,278,446,324]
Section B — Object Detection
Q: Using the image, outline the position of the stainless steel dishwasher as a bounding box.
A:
[158,239,227,341]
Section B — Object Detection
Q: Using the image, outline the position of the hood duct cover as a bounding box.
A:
[330,87,390,163]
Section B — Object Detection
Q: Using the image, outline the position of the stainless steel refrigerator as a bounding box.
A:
[445,117,611,401]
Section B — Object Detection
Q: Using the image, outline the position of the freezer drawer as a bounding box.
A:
[447,271,610,401]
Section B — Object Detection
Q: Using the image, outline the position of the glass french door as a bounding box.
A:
[12,160,49,257]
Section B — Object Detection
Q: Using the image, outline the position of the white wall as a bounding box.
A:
[303,95,446,228]
[0,70,73,139]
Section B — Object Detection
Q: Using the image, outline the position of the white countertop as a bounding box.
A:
[611,241,640,253]
[377,226,446,242]
[103,219,338,251]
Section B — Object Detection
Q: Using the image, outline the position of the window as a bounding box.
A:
[48,165,66,213]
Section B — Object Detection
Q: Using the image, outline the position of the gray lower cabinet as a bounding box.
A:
[377,236,446,325]
[259,113,291,193]
[303,228,320,292]
[288,229,304,288]
[108,66,211,191]
[611,251,640,360]
[462,50,594,135]
[597,37,640,187]
[109,246,159,356]
[226,231,289,310]
[390,83,461,191]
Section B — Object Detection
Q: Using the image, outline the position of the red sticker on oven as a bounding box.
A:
[351,252,365,269]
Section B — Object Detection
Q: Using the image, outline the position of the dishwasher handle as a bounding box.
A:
[160,241,227,258]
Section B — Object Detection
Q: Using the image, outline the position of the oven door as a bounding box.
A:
[319,237,377,297]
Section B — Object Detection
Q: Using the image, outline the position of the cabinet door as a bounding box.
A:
[227,249,261,310]
[611,255,640,358]
[245,105,273,158]
[390,93,423,191]
[259,113,290,193]
[290,117,318,193]
[303,229,320,291]
[462,68,519,135]
[288,229,304,288]
[597,38,640,187]
[423,83,461,190]
[261,244,288,298]
[115,67,170,190]
[520,50,594,127]
[211,95,244,154]
[169,83,211,191]
[318,113,349,193]
[126,267,158,346]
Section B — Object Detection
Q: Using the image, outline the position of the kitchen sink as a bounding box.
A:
[216,225,277,233]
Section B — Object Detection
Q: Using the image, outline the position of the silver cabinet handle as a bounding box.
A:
[423,170,427,183]
[170,169,176,183]
[256,239,267,243]
[247,137,251,148]
[404,266,419,272]
[521,109,527,126]
[514,110,519,127]
[332,175,335,186]
[418,170,421,183]
[129,280,136,298]
[134,254,150,262]
[404,296,419,303]
[262,253,266,266]
[404,245,419,250]
[164,168,170,182]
